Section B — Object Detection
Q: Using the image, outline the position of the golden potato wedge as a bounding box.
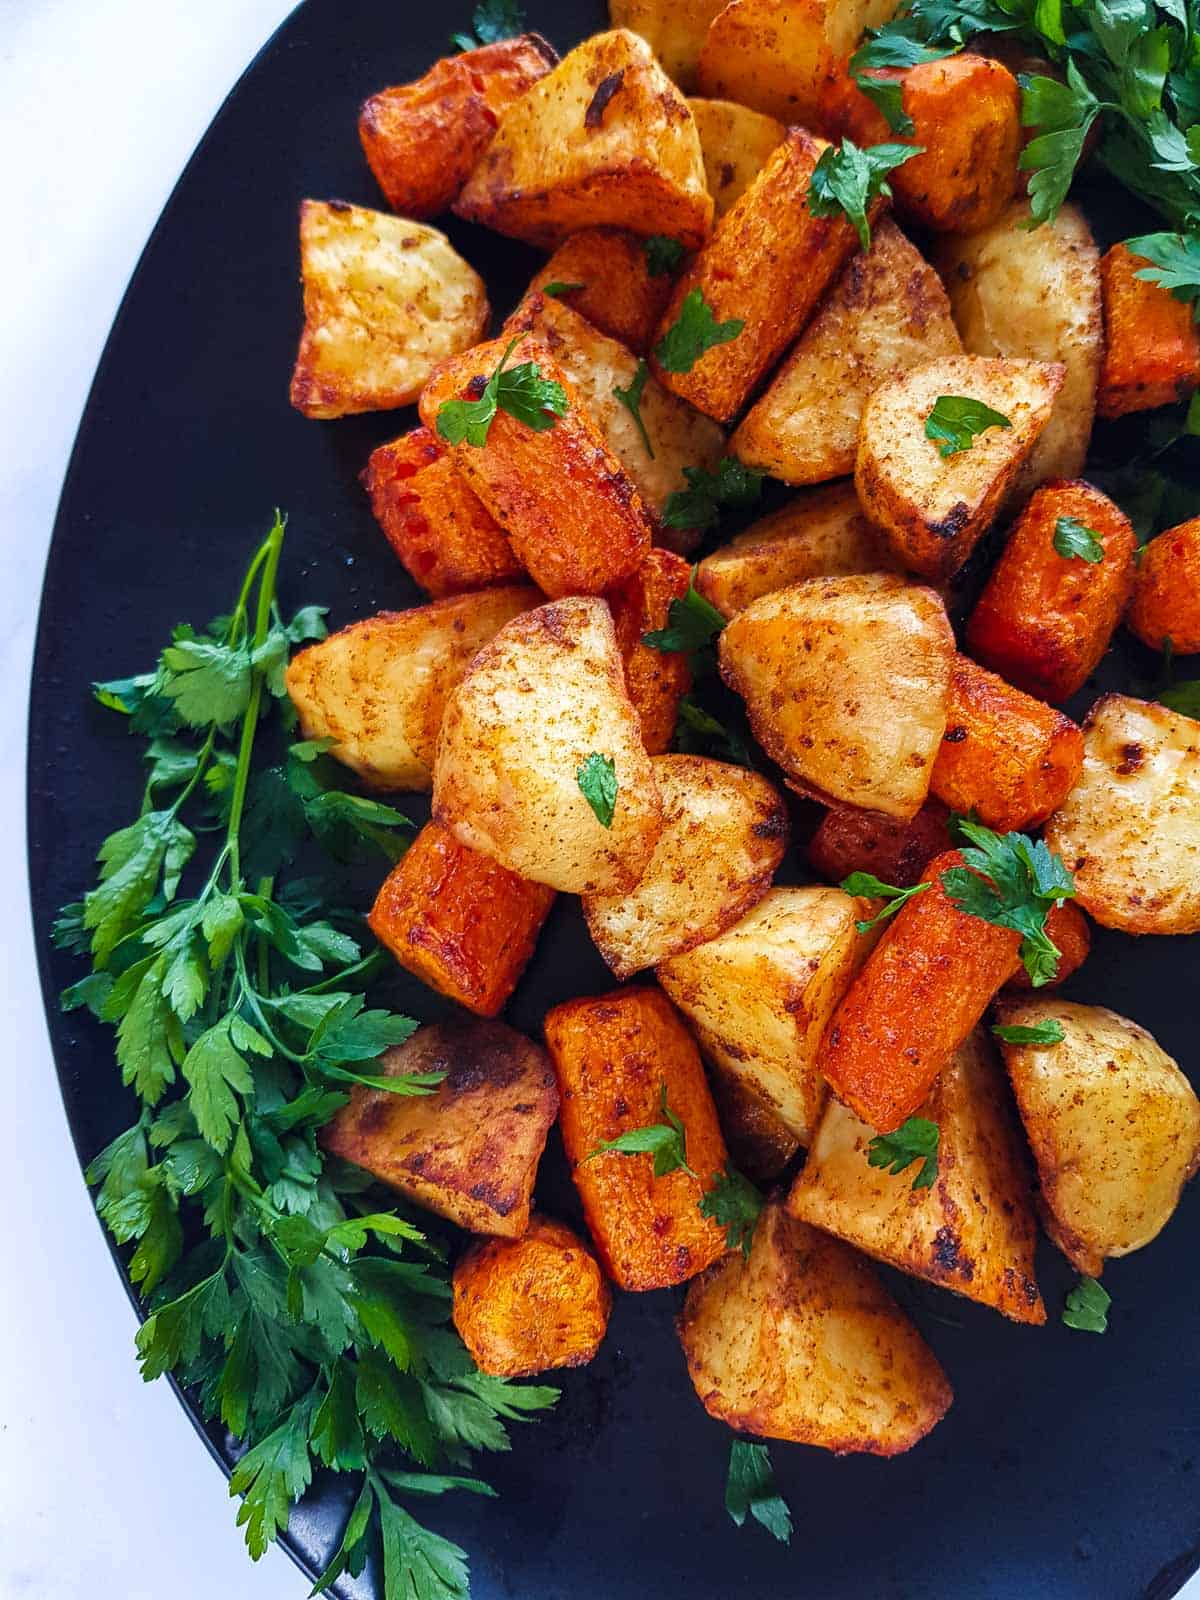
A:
[609,0,730,89]
[285,587,538,792]
[658,885,873,1145]
[1044,694,1200,935]
[708,1071,802,1181]
[583,754,788,978]
[526,228,674,357]
[321,1019,558,1238]
[994,998,1200,1275]
[289,201,489,419]
[432,596,663,895]
[678,1200,953,1452]
[855,354,1065,580]
[686,98,786,217]
[938,201,1102,497]
[719,573,954,818]
[455,30,712,248]
[789,1029,1044,1323]
[733,222,962,485]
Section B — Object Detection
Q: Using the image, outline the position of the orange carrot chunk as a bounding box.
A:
[808,800,954,890]
[1097,243,1200,420]
[1127,516,1200,654]
[607,549,693,755]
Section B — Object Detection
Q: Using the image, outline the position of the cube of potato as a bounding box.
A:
[994,998,1200,1275]
[937,201,1102,496]
[359,35,558,219]
[1098,243,1200,420]
[607,549,693,754]
[368,822,555,1017]
[583,754,788,978]
[452,1215,611,1377]
[1002,900,1092,993]
[455,30,712,249]
[544,986,730,1290]
[420,333,654,599]
[719,573,954,819]
[658,885,872,1145]
[651,129,868,423]
[696,482,902,618]
[321,1019,558,1237]
[527,227,674,356]
[1127,517,1200,654]
[1044,694,1200,935]
[433,596,663,895]
[808,799,953,889]
[966,479,1137,704]
[289,201,489,419]
[855,355,1065,580]
[789,1029,1045,1323]
[687,98,786,218]
[609,0,730,90]
[708,1071,801,1181]
[732,220,962,485]
[678,1200,953,1452]
[362,428,523,598]
[285,586,538,791]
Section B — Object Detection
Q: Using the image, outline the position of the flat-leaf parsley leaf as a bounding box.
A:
[437,337,568,448]
[867,1116,940,1189]
[1063,1275,1111,1333]
[993,1019,1067,1045]
[808,138,921,250]
[725,1440,794,1544]
[1054,516,1105,562]
[577,752,618,828]
[841,872,931,934]
[654,290,744,374]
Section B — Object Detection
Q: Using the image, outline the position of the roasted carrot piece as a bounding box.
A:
[1097,244,1200,420]
[544,986,729,1290]
[368,821,555,1017]
[820,851,1022,1133]
[966,479,1137,703]
[1002,900,1091,992]
[808,800,954,890]
[527,228,675,357]
[606,549,693,755]
[1127,516,1200,653]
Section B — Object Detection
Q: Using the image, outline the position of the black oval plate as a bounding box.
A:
[28,2,1200,1596]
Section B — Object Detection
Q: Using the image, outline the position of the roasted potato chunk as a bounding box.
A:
[321,1019,558,1238]
[1127,516,1200,654]
[808,799,953,889]
[583,755,788,979]
[608,0,730,90]
[651,128,869,422]
[687,97,786,217]
[289,201,489,419]
[1044,694,1200,935]
[368,822,555,1017]
[607,549,693,754]
[452,1216,611,1377]
[658,886,873,1145]
[1002,901,1091,993]
[545,986,730,1291]
[420,333,654,598]
[855,355,1065,580]
[678,1201,953,1452]
[708,1072,802,1181]
[719,574,954,819]
[789,1029,1045,1323]
[433,597,663,895]
[358,35,558,219]
[995,998,1200,1275]
[285,587,538,792]
[733,220,962,485]
[1098,242,1200,420]
[455,30,712,248]
[527,227,674,356]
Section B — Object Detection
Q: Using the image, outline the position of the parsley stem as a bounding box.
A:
[299,946,390,995]
[226,516,285,886]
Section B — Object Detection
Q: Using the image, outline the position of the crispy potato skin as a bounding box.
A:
[1127,517,1200,653]
[678,1201,953,1452]
[696,482,902,618]
[1098,243,1200,420]
[821,850,1023,1133]
[1002,900,1091,993]
[651,129,870,423]
[790,1029,1045,1323]
[930,654,1085,833]
[358,36,558,218]
[527,227,674,356]
[995,998,1200,1275]
[686,97,786,217]
[321,1020,558,1237]
[808,799,953,889]
[452,1215,611,1377]
[607,549,693,754]
[583,754,788,979]
[455,30,713,248]
[821,57,1020,233]
[368,822,555,1017]
[284,587,538,792]
[433,596,664,895]
[719,573,954,819]
[658,886,873,1145]
[733,220,962,485]
[855,354,1064,580]
[545,986,729,1290]
[609,0,730,90]
[290,202,489,419]
[362,428,523,598]
[708,1071,801,1181]
[1044,694,1200,935]
[966,479,1137,703]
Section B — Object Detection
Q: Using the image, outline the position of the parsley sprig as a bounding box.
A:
[699,1164,765,1257]
[993,1019,1066,1045]
[808,138,921,249]
[436,337,568,449]
[450,0,525,52]
[654,290,744,374]
[941,817,1076,986]
[841,871,932,933]
[925,395,1013,458]
[867,1117,940,1189]
[577,752,618,828]
[1054,516,1105,563]
[614,359,655,458]
[585,1084,697,1177]
[725,1440,794,1543]
[642,570,727,672]
[1063,1275,1111,1333]
[662,457,765,536]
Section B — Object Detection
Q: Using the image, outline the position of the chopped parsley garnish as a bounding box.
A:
[614,359,655,458]
[808,138,921,250]
[699,1164,765,1257]
[725,1440,794,1544]
[654,290,744,374]
[841,872,932,934]
[437,337,568,448]
[576,752,618,829]
[642,571,726,671]
[585,1084,696,1177]
[1053,516,1105,563]
[542,280,587,298]
[450,0,526,51]
[993,1019,1067,1045]
[644,234,687,277]
[941,817,1076,986]
[662,457,764,535]
[867,1117,940,1190]
[1063,1275,1111,1333]
[925,395,1013,458]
